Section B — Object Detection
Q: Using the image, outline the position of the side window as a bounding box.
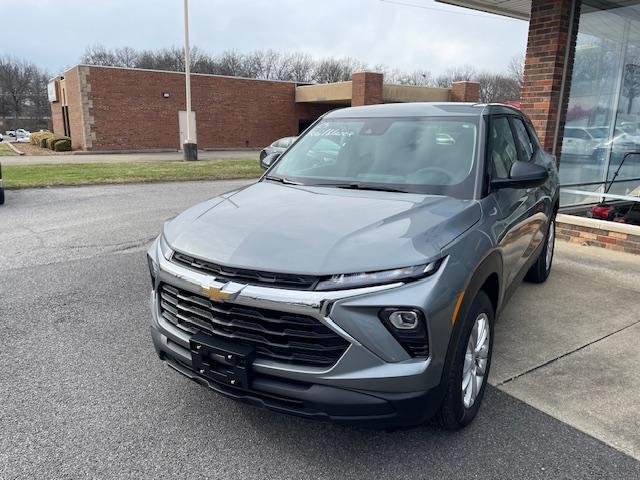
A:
[490,117,519,179]
[511,118,534,161]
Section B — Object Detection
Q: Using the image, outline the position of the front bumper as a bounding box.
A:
[148,238,453,426]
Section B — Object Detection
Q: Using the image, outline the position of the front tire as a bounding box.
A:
[525,216,555,283]
[436,290,494,430]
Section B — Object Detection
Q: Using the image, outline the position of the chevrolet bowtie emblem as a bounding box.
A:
[201,285,233,302]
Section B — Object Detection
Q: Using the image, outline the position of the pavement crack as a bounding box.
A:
[496,319,640,387]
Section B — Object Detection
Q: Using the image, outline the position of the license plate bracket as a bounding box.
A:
[190,332,255,389]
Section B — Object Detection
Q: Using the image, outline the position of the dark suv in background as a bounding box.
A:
[148,103,558,429]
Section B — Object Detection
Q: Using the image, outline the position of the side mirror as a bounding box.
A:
[260,152,280,170]
[491,161,549,190]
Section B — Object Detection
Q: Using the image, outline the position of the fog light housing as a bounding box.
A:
[379,308,428,357]
[388,310,420,330]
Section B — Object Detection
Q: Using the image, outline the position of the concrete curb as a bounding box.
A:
[71,148,260,155]
[6,142,25,155]
[72,148,179,155]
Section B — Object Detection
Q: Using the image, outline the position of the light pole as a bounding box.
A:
[183,0,197,160]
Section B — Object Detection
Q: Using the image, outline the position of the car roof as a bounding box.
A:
[323,102,522,119]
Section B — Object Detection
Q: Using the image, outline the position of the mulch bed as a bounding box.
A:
[8,142,71,156]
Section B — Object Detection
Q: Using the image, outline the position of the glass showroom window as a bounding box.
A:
[560,0,640,221]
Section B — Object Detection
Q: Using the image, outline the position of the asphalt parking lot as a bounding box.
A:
[1,181,639,479]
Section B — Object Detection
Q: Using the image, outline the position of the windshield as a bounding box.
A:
[268,117,479,198]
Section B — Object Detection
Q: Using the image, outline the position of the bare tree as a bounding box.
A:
[400,69,433,86]
[289,52,314,82]
[0,56,40,129]
[113,47,140,68]
[508,54,525,92]
[623,63,640,114]
[216,50,247,77]
[433,65,477,88]
[313,57,367,83]
[81,44,118,66]
[475,72,520,103]
[29,70,50,120]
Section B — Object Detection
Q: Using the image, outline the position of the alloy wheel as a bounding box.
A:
[546,220,555,272]
[462,313,490,409]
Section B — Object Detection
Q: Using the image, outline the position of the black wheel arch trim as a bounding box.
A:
[440,250,503,387]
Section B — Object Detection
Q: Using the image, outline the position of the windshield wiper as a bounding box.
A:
[312,183,409,193]
[265,176,302,185]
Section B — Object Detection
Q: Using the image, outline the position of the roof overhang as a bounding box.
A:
[295,82,453,104]
[436,1,531,20]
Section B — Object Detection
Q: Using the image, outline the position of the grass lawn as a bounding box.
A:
[3,158,262,189]
[0,143,16,155]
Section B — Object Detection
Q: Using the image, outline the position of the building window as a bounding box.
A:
[560,0,640,217]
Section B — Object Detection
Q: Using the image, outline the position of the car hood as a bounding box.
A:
[164,181,481,275]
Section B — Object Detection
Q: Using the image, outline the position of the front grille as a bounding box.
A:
[172,252,319,290]
[158,284,349,367]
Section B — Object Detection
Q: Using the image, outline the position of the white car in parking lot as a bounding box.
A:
[563,126,638,159]
[562,127,600,157]
[5,129,30,139]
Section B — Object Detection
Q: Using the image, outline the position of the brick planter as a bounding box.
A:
[556,214,640,255]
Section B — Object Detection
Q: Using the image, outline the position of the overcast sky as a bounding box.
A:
[3,0,529,76]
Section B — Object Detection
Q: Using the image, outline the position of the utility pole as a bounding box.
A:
[183,0,197,160]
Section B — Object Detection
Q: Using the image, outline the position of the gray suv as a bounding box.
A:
[147,103,558,429]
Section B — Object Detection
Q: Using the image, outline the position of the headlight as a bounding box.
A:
[147,253,159,287]
[159,234,173,261]
[315,260,442,291]
[148,235,173,288]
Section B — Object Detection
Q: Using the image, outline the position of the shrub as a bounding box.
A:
[30,131,51,146]
[51,137,71,152]
[45,135,62,149]
[25,131,71,151]
[39,135,52,148]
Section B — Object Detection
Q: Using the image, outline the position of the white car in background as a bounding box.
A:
[11,129,31,143]
[5,129,30,139]
[563,126,639,159]
[562,127,600,157]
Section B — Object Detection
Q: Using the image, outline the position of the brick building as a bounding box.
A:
[439,0,640,252]
[48,66,479,152]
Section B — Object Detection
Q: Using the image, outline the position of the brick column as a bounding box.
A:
[521,0,581,157]
[450,81,480,102]
[351,72,384,106]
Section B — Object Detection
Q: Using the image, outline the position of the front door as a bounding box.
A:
[488,116,539,287]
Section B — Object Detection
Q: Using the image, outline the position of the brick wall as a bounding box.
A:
[556,214,640,255]
[521,0,581,156]
[50,96,63,138]
[80,66,317,151]
[351,72,384,106]
[450,81,481,102]
[65,67,89,150]
[51,66,480,151]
